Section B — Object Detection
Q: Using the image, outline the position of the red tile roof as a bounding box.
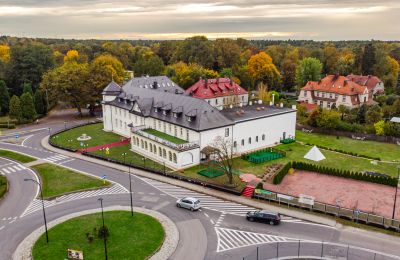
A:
[299,102,319,112]
[302,75,367,96]
[186,78,247,99]
[346,74,383,92]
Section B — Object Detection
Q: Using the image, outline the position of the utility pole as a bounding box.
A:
[392,167,400,219]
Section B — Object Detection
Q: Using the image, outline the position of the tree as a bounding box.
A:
[336,53,355,75]
[213,38,241,70]
[296,57,323,87]
[9,95,22,121]
[281,48,299,91]
[208,136,236,185]
[34,89,45,115]
[322,44,339,74]
[257,82,269,102]
[357,104,367,124]
[0,80,10,115]
[247,52,281,90]
[365,105,383,124]
[133,54,164,76]
[338,105,349,121]
[362,44,376,75]
[316,109,340,129]
[0,44,10,62]
[64,50,80,63]
[165,62,218,89]
[307,108,321,127]
[20,92,36,121]
[156,41,177,65]
[6,43,55,95]
[173,36,214,68]
[22,82,33,95]
[374,120,385,135]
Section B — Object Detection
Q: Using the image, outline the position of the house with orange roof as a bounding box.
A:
[298,74,374,110]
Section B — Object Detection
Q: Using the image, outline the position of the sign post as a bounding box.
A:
[101,175,107,185]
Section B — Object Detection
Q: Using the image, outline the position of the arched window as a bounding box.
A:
[149,144,153,153]
[173,153,177,163]
[145,141,148,150]
[153,144,157,154]
[256,136,259,142]
[159,147,162,157]
[168,151,172,161]
[262,134,265,141]
[248,137,251,144]
[141,140,144,148]
[163,149,166,158]
[241,139,244,146]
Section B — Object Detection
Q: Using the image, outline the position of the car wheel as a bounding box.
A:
[269,220,275,225]
[177,203,181,208]
[190,207,194,211]
[248,217,254,222]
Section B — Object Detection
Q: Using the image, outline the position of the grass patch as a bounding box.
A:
[32,163,110,199]
[0,175,7,199]
[89,144,169,172]
[32,211,165,260]
[296,130,400,162]
[50,123,122,150]
[142,128,187,144]
[0,149,36,163]
[184,142,398,179]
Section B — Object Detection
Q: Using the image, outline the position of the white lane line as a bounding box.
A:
[0,226,4,230]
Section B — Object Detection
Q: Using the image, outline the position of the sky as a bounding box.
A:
[0,0,399,40]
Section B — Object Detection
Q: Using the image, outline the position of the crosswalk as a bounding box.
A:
[216,227,297,252]
[20,183,128,217]
[43,154,74,164]
[0,163,26,175]
[140,177,303,224]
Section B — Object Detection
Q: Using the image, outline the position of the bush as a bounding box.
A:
[291,161,397,187]
[256,182,264,189]
[273,162,292,184]
[0,123,15,129]
[98,225,110,240]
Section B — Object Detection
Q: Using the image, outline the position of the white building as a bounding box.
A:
[102,76,296,170]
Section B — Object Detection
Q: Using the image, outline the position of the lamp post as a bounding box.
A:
[122,152,127,165]
[98,198,108,260]
[142,157,146,168]
[392,166,400,219]
[64,121,67,130]
[24,178,49,243]
[48,127,51,135]
[128,161,134,216]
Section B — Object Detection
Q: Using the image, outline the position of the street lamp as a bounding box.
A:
[392,166,400,219]
[98,198,108,260]
[142,157,146,168]
[128,161,134,216]
[122,152,127,165]
[64,121,67,130]
[24,178,49,244]
[48,127,51,135]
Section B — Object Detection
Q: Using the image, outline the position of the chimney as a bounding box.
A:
[229,77,233,86]
[204,78,208,88]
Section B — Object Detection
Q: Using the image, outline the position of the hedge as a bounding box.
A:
[273,162,292,185]
[0,123,15,129]
[304,142,381,161]
[291,161,397,187]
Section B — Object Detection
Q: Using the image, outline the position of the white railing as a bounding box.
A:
[132,127,199,151]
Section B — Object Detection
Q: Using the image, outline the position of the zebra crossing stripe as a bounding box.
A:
[2,168,10,174]
[20,184,128,217]
[216,227,297,252]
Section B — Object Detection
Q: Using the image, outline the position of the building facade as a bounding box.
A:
[103,76,296,170]
[298,74,374,110]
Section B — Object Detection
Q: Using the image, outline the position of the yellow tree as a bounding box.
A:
[0,44,10,62]
[64,50,79,63]
[247,52,281,90]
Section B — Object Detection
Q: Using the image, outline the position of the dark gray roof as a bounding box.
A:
[107,86,234,131]
[122,76,186,94]
[102,81,121,94]
[220,104,296,123]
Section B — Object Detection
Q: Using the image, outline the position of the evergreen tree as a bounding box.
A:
[20,92,36,121]
[9,95,22,120]
[34,89,45,115]
[361,44,376,75]
[0,80,10,115]
[22,82,34,95]
[357,104,367,124]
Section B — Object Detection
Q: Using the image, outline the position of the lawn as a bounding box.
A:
[296,130,400,162]
[184,142,398,179]
[0,149,36,163]
[32,211,165,260]
[89,144,169,172]
[0,175,7,199]
[50,123,122,150]
[142,128,187,144]
[32,163,110,199]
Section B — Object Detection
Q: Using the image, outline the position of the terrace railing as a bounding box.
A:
[131,126,200,151]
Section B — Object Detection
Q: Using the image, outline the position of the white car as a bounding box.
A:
[176,197,201,211]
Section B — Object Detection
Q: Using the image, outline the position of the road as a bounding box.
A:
[0,120,400,260]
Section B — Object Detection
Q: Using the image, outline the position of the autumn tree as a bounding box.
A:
[173,36,214,68]
[134,54,164,76]
[0,44,10,62]
[247,52,281,90]
[213,38,241,70]
[208,136,236,185]
[165,62,218,89]
[296,57,323,87]
[365,105,383,124]
[316,109,340,129]
[322,44,339,74]
[281,48,299,91]
[0,80,10,115]
[336,53,355,75]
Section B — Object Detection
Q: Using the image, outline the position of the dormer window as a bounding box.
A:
[163,110,167,116]
[187,116,192,122]
[154,108,158,113]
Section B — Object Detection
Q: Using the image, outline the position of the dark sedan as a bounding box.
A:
[246,210,281,225]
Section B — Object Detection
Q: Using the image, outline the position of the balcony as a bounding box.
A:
[131,126,199,151]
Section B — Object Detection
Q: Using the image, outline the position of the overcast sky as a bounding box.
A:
[0,0,399,40]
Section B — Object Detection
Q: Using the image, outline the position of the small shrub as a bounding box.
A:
[98,225,110,240]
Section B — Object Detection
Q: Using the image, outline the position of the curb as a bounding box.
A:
[13,206,179,260]
[41,136,338,227]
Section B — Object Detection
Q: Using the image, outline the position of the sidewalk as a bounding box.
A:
[42,136,338,227]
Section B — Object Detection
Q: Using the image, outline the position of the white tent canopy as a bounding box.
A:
[304,146,326,162]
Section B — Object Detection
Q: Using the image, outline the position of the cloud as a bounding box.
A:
[0,0,399,40]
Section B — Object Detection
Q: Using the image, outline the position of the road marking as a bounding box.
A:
[152,201,170,211]
[20,183,128,217]
[0,226,4,230]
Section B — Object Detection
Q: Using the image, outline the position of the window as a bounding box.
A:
[159,147,162,156]
[158,121,161,129]
[186,130,189,141]
[163,149,166,158]
[154,108,158,113]
[145,141,148,150]
[329,93,333,99]
[248,137,251,144]
[169,124,172,133]
[173,153,177,163]
[262,134,265,141]
[180,128,183,136]
[168,151,172,161]
[215,99,218,105]
[174,126,177,136]
[207,100,210,104]
[241,139,244,146]
[322,93,325,98]
[342,95,346,102]
[153,144,157,154]
[241,96,244,101]
[256,136,259,142]
[303,91,307,97]
[163,122,166,132]
[225,128,229,137]
[119,120,122,128]
[125,122,127,131]
[153,120,156,128]
[141,140,144,148]
[150,144,153,153]
[233,141,237,148]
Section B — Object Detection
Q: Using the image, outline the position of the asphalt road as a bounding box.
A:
[0,121,400,260]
